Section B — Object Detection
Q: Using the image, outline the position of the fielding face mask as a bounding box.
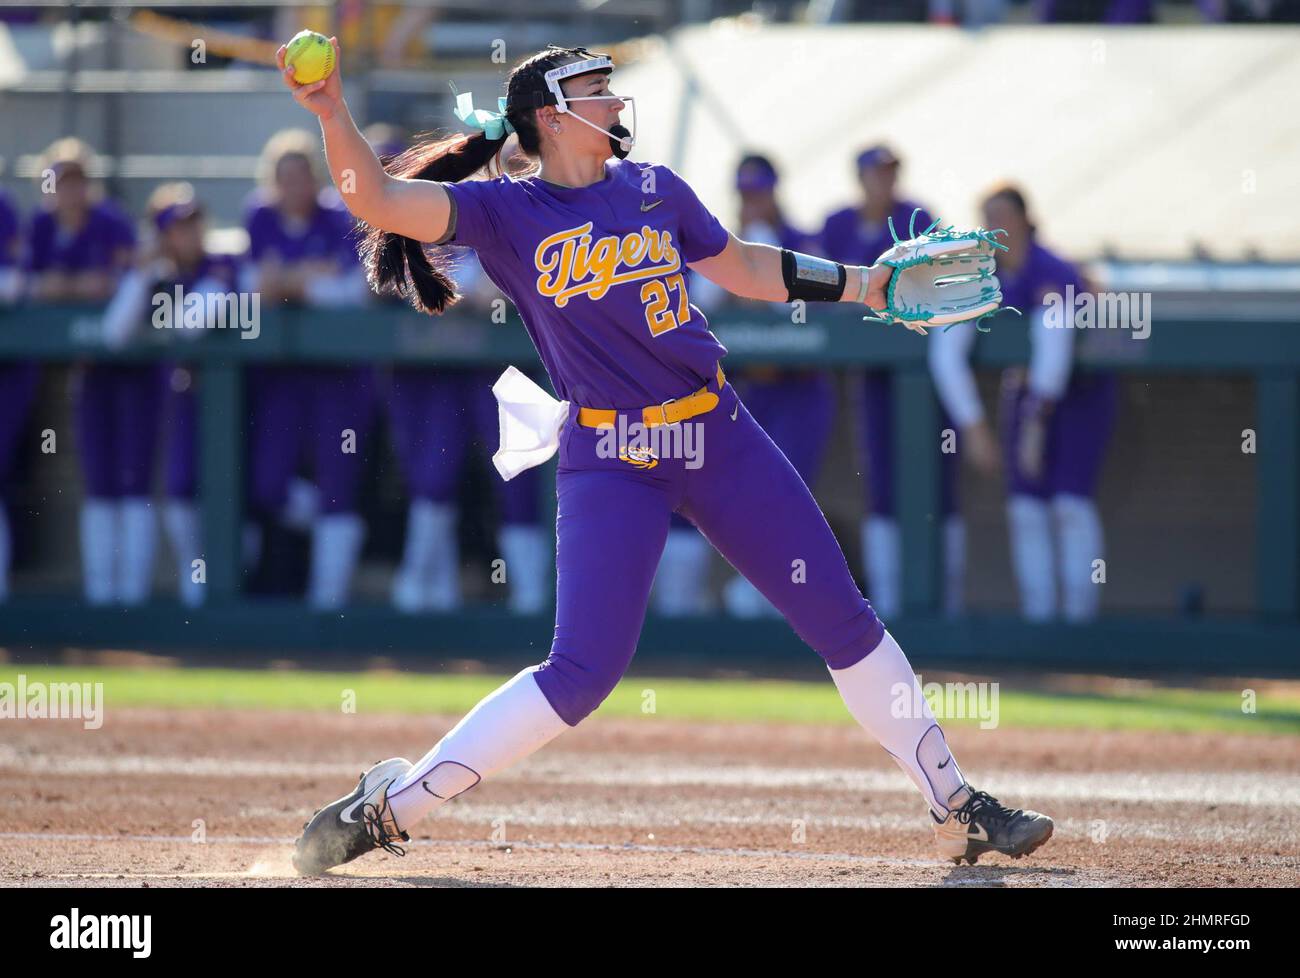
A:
[542,55,636,159]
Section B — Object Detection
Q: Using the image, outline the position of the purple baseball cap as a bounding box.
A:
[154,199,203,232]
[856,144,900,171]
[735,154,778,193]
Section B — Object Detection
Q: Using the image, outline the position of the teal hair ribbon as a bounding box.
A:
[452,90,514,140]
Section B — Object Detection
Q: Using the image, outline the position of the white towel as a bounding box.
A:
[492,366,571,481]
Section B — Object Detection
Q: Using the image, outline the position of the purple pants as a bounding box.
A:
[669,368,834,533]
[1001,369,1119,498]
[0,362,40,491]
[860,370,959,517]
[387,367,539,525]
[533,373,884,726]
[162,365,197,499]
[245,366,377,516]
[75,363,162,498]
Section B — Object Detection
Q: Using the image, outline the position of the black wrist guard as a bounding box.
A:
[781,249,846,303]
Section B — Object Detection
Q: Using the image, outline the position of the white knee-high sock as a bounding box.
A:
[650,527,712,616]
[499,522,549,614]
[942,515,966,618]
[0,507,11,602]
[1052,493,1103,622]
[309,512,365,610]
[1007,495,1056,621]
[117,497,158,605]
[862,515,901,620]
[81,498,117,605]
[829,630,968,817]
[163,500,205,607]
[386,666,569,833]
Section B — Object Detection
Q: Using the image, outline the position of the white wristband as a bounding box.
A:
[855,266,871,304]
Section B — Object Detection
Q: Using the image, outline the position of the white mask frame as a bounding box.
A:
[543,56,636,155]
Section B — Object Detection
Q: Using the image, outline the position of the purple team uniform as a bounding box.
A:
[27,201,147,499]
[388,364,540,524]
[243,189,376,518]
[998,241,1117,499]
[820,199,959,519]
[0,191,38,502]
[440,158,883,725]
[161,253,242,500]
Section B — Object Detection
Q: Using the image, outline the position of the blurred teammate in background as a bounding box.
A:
[366,125,550,614]
[26,138,144,605]
[670,153,835,618]
[100,182,242,607]
[820,146,965,617]
[242,129,373,609]
[930,184,1116,621]
[0,188,29,603]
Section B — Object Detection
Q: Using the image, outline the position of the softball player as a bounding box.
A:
[100,183,242,607]
[670,153,836,619]
[931,185,1116,621]
[369,122,549,614]
[27,139,148,605]
[820,146,966,617]
[243,130,375,608]
[384,267,550,614]
[287,42,1053,873]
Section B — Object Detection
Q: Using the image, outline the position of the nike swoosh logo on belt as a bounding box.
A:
[640,199,664,212]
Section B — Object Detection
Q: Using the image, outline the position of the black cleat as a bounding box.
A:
[931,784,1054,865]
[292,757,412,876]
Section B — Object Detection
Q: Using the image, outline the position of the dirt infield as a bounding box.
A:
[1,708,1296,887]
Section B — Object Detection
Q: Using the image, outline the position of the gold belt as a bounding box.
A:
[578,365,726,429]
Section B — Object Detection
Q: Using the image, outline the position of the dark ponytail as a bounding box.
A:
[357,129,510,315]
[356,45,596,315]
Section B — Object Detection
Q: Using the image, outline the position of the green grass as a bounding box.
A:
[3,665,1298,735]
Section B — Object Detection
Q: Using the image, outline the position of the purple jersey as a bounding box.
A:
[439,159,730,410]
[26,199,135,274]
[737,218,813,254]
[1036,0,1154,22]
[997,239,1086,312]
[778,222,817,254]
[0,191,20,268]
[177,252,241,293]
[819,199,933,267]
[243,188,361,268]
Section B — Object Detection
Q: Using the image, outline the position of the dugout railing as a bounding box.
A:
[0,302,1297,674]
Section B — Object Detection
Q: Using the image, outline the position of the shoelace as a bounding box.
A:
[955,790,1023,827]
[361,798,408,858]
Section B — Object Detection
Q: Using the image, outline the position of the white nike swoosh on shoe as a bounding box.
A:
[968,823,989,842]
[339,782,387,824]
